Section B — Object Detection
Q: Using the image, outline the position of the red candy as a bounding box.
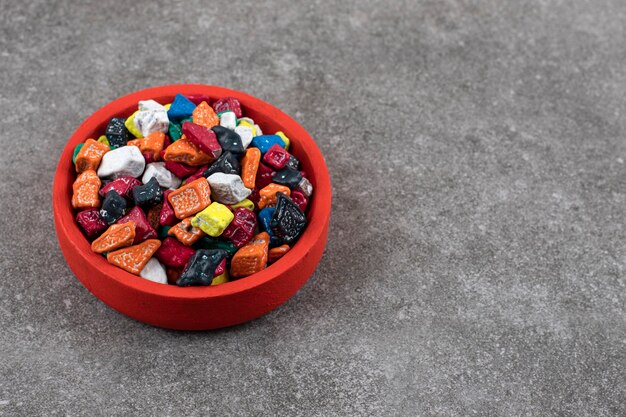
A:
[117,206,157,244]
[213,258,227,277]
[155,237,196,268]
[76,208,108,240]
[290,190,309,212]
[256,163,274,190]
[164,160,197,178]
[186,94,211,105]
[262,144,290,170]
[159,190,177,226]
[182,122,222,159]
[222,207,257,247]
[99,176,142,200]
[248,188,260,206]
[184,164,209,184]
[212,97,242,118]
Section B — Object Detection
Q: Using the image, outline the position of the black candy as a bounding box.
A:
[272,167,302,189]
[212,126,244,154]
[286,155,300,170]
[100,190,127,224]
[203,151,241,177]
[105,118,130,149]
[177,249,228,286]
[270,193,307,245]
[132,177,163,206]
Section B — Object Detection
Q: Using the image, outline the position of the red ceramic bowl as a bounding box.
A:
[53,85,331,330]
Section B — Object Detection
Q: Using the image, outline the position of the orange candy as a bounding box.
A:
[127,131,166,161]
[192,101,219,129]
[167,177,212,219]
[168,217,205,246]
[230,232,270,278]
[241,147,261,189]
[163,135,214,166]
[91,222,136,253]
[71,169,101,209]
[106,239,162,275]
[257,183,291,209]
[75,138,110,173]
[268,244,290,264]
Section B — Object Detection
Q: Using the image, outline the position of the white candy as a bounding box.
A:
[234,126,254,149]
[254,124,263,136]
[219,111,237,130]
[139,258,167,284]
[97,145,145,179]
[142,162,181,189]
[134,101,169,137]
[297,177,313,197]
[207,172,251,204]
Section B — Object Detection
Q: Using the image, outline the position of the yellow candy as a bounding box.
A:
[97,135,110,147]
[125,111,143,138]
[191,202,234,237]
[164,103,171,110]
[238,120,257,136]
[211,271,229,285]
[230,198,254,211]
[275,131,290,151]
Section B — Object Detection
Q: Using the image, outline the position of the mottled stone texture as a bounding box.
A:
[1,0,625,416]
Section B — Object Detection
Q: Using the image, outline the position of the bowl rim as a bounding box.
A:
[53,84,331,300]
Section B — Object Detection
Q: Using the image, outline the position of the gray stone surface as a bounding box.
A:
[0,0,625,415]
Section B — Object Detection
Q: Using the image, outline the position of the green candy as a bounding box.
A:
[72,143,84,164]
[158,226,172,240]
[194,236,238,257]
[168,123,183,142]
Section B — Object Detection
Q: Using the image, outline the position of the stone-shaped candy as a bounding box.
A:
[290,190,309,212]
[203,151,241,177]
[91,222,136,253]
[192,101,219,129]
[182,122,222,159]
[257,183,291,209]
[272,167,303,189]
[155,237,196,268]
[168,217,205,246]
[106,239,161,275]
[258,207,276,235]
[159,189,177,226]
[230,198,254,212]
[72,143,84,164]
[262,144,291,170]
[142,162,181,189]
[134,100,169,137]
[234,125,254,149]
[163,136,214,166]
[186,94,212,105]
[72,170,101,209]
[167,177,212,219]
[167,94,196,122]
[127,131,166,162]
[222,207,257,248]
[206,172,251,205]
[117,206,158,243]
[275,131,291,150]
[230,232,270,278]
[105,118,130,149]
[100,190,127,224]
[268,244,290,264]
[212,126,244,154]
[212,97,242,118]
[177,249,228,286]
[97,145,146,179]
[76,208,108,239]
[256,162,275,190]
[99,176,142,200]
[191,202,234,237]
[219,111,237,130]
[132,177,163,207]
[169,122,183,141]
[184,164,210,184]
[240,147,261,189]
[194,236,239,257]
[124,111,142,138]
[270,193,307,245]
[251,135,286,154]
[139,257,167,284]
[286,154,300,170]
[297,177,313,197]
[75,138,110,173]
[164,160,197,178]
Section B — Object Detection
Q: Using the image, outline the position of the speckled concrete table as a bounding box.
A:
[0,1,625,416]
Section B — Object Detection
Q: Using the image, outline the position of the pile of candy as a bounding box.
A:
[71,94,312,286]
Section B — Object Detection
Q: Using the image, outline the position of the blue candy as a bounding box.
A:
[167,94,196,122]
[250,135,286,154]
[258,207,276,234]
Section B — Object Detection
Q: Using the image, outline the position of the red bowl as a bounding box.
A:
[53,85,331,330]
